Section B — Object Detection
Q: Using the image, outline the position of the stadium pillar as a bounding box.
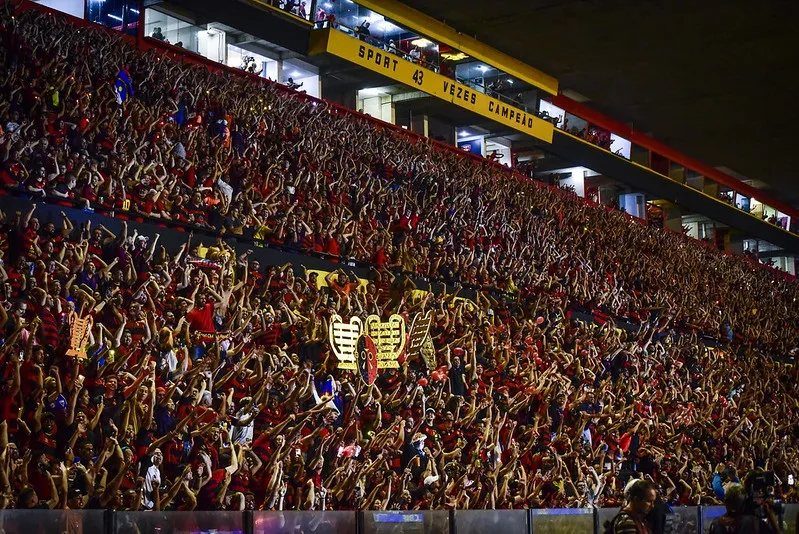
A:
[727,230,746,254]
[661,201,683,233]
[136,0,144,46]
[409,112,429,137]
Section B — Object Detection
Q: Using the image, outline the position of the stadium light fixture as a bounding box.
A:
[360,87,385,96]
[377,20,397,32]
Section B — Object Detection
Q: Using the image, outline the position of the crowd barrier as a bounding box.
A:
[1,506,797,534]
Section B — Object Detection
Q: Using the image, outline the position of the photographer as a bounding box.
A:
[741,471,783,534]
[709,483,759,534]
[608,480,657,534]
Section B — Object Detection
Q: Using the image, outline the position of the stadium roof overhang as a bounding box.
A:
[552,132,799,253]
[151,0,313,54]
[396,0,799,207]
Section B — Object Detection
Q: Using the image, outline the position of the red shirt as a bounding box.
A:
[186,302,215,333]
[0,391,18,423]
[230,470,251,494]
[256,324,282,348]
[197,469,227,510]
[27,465,53,501]
[324,237,340,256]
[20,360,41,399]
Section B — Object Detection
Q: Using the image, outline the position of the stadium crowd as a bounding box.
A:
[0,1,797,514]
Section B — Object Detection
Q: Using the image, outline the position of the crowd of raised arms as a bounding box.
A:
[0,2,797,514]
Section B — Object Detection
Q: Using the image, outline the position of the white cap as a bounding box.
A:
[423,475,439,486]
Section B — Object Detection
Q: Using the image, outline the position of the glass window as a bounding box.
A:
[718,188,735,206]
[144,9,204,55]
[564,113,588,136]
[735,194,751,212]
[254,511,355,534]
[316,1,536,110]
[539,100,566,127]
[531,508,594,533]
[32,0,84,19]
[261,0,313,21]
[282,59,320,98]
[0,510,104,533]
[362,511,449,534]
[610,133,632,159]
[227,44,280,80]
[115,512,245,534]
[686,170,704,191]
[87,0,138,35]
[454,510,527,534]
[317,2,440,72]
[701,506,726,533]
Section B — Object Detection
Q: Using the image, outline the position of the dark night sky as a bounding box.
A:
[398,0,799,205]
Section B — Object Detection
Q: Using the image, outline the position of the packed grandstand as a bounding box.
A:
[0,0,797,515]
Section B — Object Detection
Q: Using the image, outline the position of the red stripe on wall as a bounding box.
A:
[551,94,799,220]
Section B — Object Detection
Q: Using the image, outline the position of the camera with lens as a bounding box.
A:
[744,470,784,532]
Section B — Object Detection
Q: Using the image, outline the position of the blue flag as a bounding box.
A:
[318,377,344,415]
[318,376,335,397]
[115,68,134,103]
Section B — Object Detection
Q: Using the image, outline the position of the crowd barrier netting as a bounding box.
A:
[2,506,797,534]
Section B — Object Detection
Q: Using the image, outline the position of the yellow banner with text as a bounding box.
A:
[309,29,554,144]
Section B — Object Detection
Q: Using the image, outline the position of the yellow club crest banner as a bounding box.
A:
[65,311,93,360]
[309,29,554,144]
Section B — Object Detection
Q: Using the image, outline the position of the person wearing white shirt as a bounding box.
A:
[231,400,260,445]
[142,448,163,510]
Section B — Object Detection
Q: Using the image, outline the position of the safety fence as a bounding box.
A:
[1,506,797,534]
